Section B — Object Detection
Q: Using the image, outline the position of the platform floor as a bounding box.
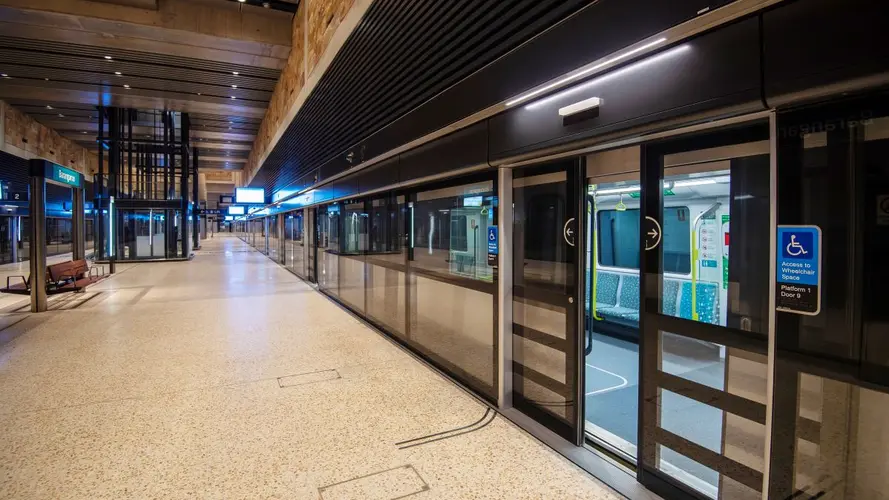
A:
[0,235,622,499]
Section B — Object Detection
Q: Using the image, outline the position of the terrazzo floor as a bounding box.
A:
[0,234,623,500]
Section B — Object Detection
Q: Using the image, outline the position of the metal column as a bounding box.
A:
[497,167,513,409]
[28,163,47,313]
[108,107,120,274]
[72,186,85,260]
[180,113,190,257]
[192,146,200,250]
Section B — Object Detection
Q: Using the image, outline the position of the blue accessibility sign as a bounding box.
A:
[487,226,498,255]
[776,225,821,315]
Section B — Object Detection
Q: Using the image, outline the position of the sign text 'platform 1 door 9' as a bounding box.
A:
[776,225,822,315]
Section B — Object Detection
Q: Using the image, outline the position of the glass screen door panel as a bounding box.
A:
[639,121,772,500]
[512,159,582,442]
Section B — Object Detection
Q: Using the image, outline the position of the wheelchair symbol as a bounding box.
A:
[786,235,808,257]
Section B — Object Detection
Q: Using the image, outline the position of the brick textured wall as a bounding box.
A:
[242,0,361,186]
[1,101,98,175]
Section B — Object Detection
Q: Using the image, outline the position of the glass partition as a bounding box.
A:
[366,194,407,337]
[409,178,498,400]
[339,200,367,313]
[317,204,340,296]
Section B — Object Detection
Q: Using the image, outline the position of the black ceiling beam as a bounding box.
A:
[228,0,299,14]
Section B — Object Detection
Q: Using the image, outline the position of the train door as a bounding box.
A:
[511,159,584,442]
[638,119,772,500]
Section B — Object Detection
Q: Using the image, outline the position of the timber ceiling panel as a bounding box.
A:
[251,0,592,192]
[0,30,279,170]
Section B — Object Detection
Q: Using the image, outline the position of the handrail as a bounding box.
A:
[690,203,721,321]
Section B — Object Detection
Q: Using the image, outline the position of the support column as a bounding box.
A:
[28,162,47,313]
[72,187,85,260]
[10,216,18,263]
[108,107,120,273]
[180,113,190,257]
[192,146,200,250]
[497,167,513,409]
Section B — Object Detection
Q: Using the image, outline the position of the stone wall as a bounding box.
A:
[1,100,98,175]
[243,0,365,186]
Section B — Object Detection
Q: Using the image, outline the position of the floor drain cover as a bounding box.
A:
[319,465,428,500]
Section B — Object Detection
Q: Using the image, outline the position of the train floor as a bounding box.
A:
[0,234,621,499]
[585,331,725,495]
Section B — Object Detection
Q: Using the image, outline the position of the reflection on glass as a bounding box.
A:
[339,201,366,313]
[366,195,406,335]
[268,215,279,261]
[409,181,498,399]
[285,210,305,278]
[512,164,577,439]
[411,181,496,281]
[317,204,339,295]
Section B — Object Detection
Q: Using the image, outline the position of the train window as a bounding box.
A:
[596,206,691,274]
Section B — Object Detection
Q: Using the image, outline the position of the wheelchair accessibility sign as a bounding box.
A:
[776,225,822,315]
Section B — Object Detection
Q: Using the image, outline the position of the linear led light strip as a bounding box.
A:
[505,37,668,107]
[593,176,730,195]
[526,44,691,110]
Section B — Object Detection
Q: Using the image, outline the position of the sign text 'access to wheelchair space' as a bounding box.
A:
[776,225,822,315]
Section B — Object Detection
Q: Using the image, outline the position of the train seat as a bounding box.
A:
[595,271,639,325]
[592,271,721,327]
[679,281,721,325]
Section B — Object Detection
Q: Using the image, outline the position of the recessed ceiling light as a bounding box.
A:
[238,0,246,2]
[46,105,53,109]
[114,71,122,76]
[231,85,237,88]
[58,113,65,118]
[232,71,239,75]
[44,78,50,81]
[0,73,8,78]
[230,96,236,99]
[104,56,112,60]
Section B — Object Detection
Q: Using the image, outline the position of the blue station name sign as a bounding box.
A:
[47,163,82,188]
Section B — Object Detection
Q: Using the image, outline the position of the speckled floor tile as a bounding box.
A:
[0,235,622,499]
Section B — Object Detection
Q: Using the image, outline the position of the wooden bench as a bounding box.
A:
[1,259,106,295]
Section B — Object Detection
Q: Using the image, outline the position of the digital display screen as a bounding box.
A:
[463,196,483,207]
[235,187,265,204]
[219,195,234,204]
[228,206,245,215]
[224,216,234,221]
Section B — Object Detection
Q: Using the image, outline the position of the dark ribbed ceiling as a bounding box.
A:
[251,0,593,192]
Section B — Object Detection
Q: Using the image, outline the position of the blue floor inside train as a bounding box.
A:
[585,331,724,492]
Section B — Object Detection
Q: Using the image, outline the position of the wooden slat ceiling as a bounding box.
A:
[0,32,274,171]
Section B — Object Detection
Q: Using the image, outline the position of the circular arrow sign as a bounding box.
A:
[563,217,576,247]
[644,216,662,251]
